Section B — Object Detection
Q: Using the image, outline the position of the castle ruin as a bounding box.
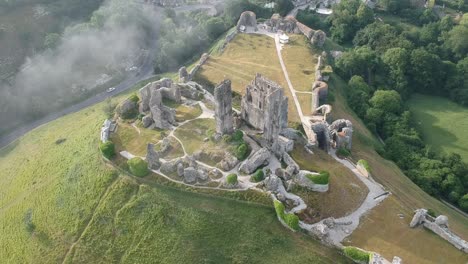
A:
[241,74,289,153]
[214,79,233,135]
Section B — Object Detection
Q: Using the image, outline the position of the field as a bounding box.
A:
[327,74,468,263]
[408,94,468,162]
[0,79,349,263]
[195,34,301,123]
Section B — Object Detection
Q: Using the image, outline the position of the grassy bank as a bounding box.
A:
[0,79,349,263]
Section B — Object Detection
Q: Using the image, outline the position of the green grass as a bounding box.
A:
[195,33,301,122]
[408,94,468,162]
[343,247,370,263]
[111,121,163,157]
[0,79,350,263]
[306,171,330,185]
[328,74,468,263]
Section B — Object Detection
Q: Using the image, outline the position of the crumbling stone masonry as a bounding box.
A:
[410,209,468,253]
[329,119,353,150]
[214,79,234,135]
[241,74,288,152]
[237,11,257,31]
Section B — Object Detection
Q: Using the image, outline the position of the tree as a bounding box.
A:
[369,90,402,114]
[204,17,226,40]
[336,46,379,83]
[444,24,468,58]
[226,173,238,185]
[356,4,374,27]
[347,76,371,116]
[459,194,468,212]
[409,48,443,93]
[382,48,410,96]
[274,0,294,16]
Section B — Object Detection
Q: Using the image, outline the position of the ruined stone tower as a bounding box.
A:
[241,74,288,148]
[214,79,233,135]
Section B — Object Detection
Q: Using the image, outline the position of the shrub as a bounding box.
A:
[343,247,370,263]
[306,171,330,185]
[236,143,249,160]
[127,157,149,177]
[284,213,299,230]
[273,200,299,230]
[336,147,351,157]
[232,130,243,141]
[427,208,437,218]
[251,169,265,182]
[357,159,370,172]
[226,173,238,185]
[99,141,115,159]
[129,93,139,103]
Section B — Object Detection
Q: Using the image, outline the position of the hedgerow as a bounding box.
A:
[343,247,371,263]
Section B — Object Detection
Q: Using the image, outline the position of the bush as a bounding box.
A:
[273,200,299,230]
[336,147,351,157]
[129,93,139,103]
[306,171,330,185]
[427,208,437,218]
[226,173,238,185]
[357,159,370,172]
[284,213,299,230]
[343,247,371,263]
[99,141,115,159]
[459,194,468,212]
[236,143,249,160]
[127,157,149,177]
[222,134,232,142]
[251,169,265,182]
[232,130,243,141]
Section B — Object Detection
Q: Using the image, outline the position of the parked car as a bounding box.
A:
[106,87,116,93]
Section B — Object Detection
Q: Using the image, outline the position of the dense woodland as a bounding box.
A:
[298,0,468,212]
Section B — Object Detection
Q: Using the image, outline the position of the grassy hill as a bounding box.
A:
[408,94,468,162]
[328,76,468,263]
[197,33,468,263]
[0,79,349,263]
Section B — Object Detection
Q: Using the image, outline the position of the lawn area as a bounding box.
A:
[111,122,163,157]
[328,74,468,263]
[408,94,468,162]
[291,146,368,223]
[195,33,301,123]
[0,79,350,263]
[281,34,317,92]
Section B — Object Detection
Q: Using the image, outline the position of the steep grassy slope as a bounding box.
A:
[328,75,468,263]
[0,80,349,263]
[408,94,468,162]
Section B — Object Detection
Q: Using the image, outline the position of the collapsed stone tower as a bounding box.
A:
[138,78,180,129]
[329,119,353,150]
[214,79,233,135]
[241,74,288,151]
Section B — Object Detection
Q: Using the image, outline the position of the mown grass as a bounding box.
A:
[111,122,163,157]
[408,94,468,163]
[328,74,468,263]
[0,79,350,263]
[281,34,317,92]
[195,33,301,122]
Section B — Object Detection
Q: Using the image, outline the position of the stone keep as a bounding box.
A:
[241,74,288,148]
[237,11,257,31]
[214,80,234,135]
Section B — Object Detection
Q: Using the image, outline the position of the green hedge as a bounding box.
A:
[306,171,330,185]
[273,200,299,231]
[127,157,149,177]
[251,169,265,182]
[99,141,115,159]
[235,143,249,160]
[343,247,370,263]
[357,159,370,172]
[226,173,238,185]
